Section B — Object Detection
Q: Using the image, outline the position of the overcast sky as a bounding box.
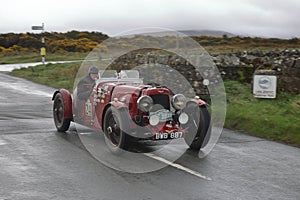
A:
[0,0,299,38]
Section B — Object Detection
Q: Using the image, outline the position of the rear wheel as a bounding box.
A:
[53,93,71,132]
[103,107,130,154]
[183,104,211,150]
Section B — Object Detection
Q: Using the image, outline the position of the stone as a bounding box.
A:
[110,49,300,95]
[293,59,300,68]
[254,70,277,76]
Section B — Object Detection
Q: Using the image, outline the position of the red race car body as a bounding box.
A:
[52,70,211,153]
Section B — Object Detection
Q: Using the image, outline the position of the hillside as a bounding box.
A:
[179,29,236,37]
[0,30,299,58]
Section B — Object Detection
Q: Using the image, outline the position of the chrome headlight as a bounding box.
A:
[171,94,187,110]
[137,95,153,112]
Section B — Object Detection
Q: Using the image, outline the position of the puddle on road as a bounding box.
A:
[0,62,43,72]
[0,81,53,97]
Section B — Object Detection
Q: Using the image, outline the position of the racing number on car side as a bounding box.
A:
[85,99,92,116]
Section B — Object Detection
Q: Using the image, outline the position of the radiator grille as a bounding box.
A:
[150,94,170,110]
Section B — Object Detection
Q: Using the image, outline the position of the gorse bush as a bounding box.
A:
[0,31,108,55]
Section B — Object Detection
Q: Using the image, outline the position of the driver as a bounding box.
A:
[77,66,99,100]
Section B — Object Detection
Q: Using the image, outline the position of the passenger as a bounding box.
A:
[77,66,99,100]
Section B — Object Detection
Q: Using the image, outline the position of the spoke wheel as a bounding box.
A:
[106,112,121,146]
[103,107,130,154]
[53,93,71,132]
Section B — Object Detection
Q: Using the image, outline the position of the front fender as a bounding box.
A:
[52,89,73,119]
[195,99,207,106]
[191,96,207,107]
[109,100,128,110]
[101,101,130,131]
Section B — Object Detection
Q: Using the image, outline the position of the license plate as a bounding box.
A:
[155,132,183,140]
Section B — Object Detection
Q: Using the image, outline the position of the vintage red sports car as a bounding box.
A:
[52,70,211,153]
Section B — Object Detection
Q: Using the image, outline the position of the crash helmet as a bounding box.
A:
[88,66,99,74]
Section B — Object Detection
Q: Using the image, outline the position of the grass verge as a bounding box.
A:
[10,62,80,91]
[9,63,300,147]
[0,52,88,64]
[225,81,300,146]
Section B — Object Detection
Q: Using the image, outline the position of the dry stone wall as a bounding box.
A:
[110,49,300,99]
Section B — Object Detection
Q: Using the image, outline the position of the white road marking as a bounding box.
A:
[79,132,94,135]
[144,152,212,181]
[0,139,7,146]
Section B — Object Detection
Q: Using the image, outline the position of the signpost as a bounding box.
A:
[31,23,46,64]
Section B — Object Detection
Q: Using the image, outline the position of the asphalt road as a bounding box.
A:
[0,71,299,200]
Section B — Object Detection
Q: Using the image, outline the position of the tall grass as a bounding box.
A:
[0,52,88,64]
[225,81,300,146]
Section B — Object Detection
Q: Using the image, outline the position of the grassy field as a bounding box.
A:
[225,81,300,146]
[0,52,88,64]
[10,62,80,91]
[9,62,300,147]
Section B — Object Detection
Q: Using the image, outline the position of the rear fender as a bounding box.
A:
[52,89,73,119]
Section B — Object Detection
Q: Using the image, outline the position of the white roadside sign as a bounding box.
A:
[31,26,44,30]
[253,75,277,98]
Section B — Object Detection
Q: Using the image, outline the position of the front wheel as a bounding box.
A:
[183,104,211,150]
[53,93,71,132]
[103,107,130,154]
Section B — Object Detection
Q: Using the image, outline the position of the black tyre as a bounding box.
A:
[103,106,130,154]
[183,104,211,150]
[53,93,71,132]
